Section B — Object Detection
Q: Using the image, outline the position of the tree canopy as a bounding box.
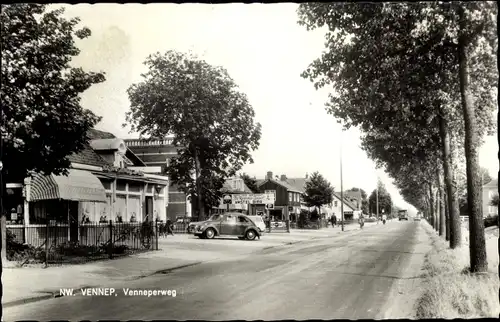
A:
[239,173,259,193]
[368,180,393,216]
[303,171,334,212]
[125,50,261,218]
[1,4,105,184]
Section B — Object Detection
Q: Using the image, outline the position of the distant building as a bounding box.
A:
[482,178,498,218]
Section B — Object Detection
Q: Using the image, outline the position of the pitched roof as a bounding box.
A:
[332,192,357,210]
[286,178,307,193]
[483,178,498,188]
[68,144,109,167]
[87,128,116,140]
[257,178,302,193]
[344,189,362,201]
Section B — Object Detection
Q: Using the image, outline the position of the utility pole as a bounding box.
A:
[376,179,379,219]
[340,123,345,232]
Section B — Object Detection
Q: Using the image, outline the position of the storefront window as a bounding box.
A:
[154,197,166,222]
[95,194,112,223]
[128,182,141,193]
[116,180,127,191]
[115,195,127,222]
[128,196,141,222]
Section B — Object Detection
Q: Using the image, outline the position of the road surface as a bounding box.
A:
[3,221,429,320]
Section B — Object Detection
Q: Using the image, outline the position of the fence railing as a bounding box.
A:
[7,221,159,266]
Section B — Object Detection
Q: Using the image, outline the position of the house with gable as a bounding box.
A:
[212,176,254,214]
[254,171,303,222]
[6,128,169,246]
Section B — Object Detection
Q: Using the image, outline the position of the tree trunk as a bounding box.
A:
[438,114,461,248]
[193,148,205,221]
[458,8,488,272]
[435,185,440,233]
[437,168,445,237]
[445,190,450,241]
[428,182,435,230]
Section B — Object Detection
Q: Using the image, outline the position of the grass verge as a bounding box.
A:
[415,223,499,319]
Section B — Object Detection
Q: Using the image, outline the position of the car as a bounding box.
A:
[193,213,261,240]
[247,215,266,233]
[398,210,409,221]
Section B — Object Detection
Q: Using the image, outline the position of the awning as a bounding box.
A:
[29,169,108,203]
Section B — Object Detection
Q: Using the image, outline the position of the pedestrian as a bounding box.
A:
[332,214,337,227]
[166,218,174,236]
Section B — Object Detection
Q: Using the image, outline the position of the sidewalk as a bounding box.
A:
[2,222,376,308]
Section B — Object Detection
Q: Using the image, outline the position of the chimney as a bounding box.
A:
[266,171,273,180]
[280,174,287,181]
[305,173,308,179]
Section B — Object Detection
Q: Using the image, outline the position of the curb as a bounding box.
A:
[3,294,54,308]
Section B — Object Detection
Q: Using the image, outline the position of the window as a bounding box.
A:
[225,215,236,224]
[115,195,127,221]
[128,182,141,193]
[334,201,338,207]
[289,193,292,202]
[128,196,141,222]
[238,216,249,223]
[209,214,222,221]
[116,180,127,191]
[95,194,112,222]
[154,198,166,222]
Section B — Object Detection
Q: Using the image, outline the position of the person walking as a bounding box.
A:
[332,214,337,227]
[382,214,387,225]
[166,218,175,236]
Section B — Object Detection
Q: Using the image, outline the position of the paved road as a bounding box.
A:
[3,221,429,320]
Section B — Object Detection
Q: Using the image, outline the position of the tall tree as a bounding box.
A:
[303,171,334,215]
[1,4,105,261]
[126,50,262,220]
[239,173,259,193]
[368,181,392,216]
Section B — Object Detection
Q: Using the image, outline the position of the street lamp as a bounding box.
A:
[339,122,345,232]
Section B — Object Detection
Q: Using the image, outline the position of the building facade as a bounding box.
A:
[6,129,169,246]
[124,138,190,220]
[256,172,302,222]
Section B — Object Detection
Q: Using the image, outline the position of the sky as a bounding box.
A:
[58,3,498,214]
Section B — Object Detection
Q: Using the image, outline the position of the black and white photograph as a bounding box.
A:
[1,2,498,320]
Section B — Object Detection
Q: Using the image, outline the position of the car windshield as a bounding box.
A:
[209,214,222,221]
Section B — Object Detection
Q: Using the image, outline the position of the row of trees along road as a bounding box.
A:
[125,51,262,221]
[298,2,497,273]
[1,4,106,261]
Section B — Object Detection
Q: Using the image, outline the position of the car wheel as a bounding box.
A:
[204,228,215,239]
[245,229,257,241]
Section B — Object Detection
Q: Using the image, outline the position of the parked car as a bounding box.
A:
[193,213,261,240]
[247,215,266,233]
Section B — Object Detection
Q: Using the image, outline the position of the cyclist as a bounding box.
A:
[358,214,365,229]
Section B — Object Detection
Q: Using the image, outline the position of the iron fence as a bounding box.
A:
[6,221,159,266]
